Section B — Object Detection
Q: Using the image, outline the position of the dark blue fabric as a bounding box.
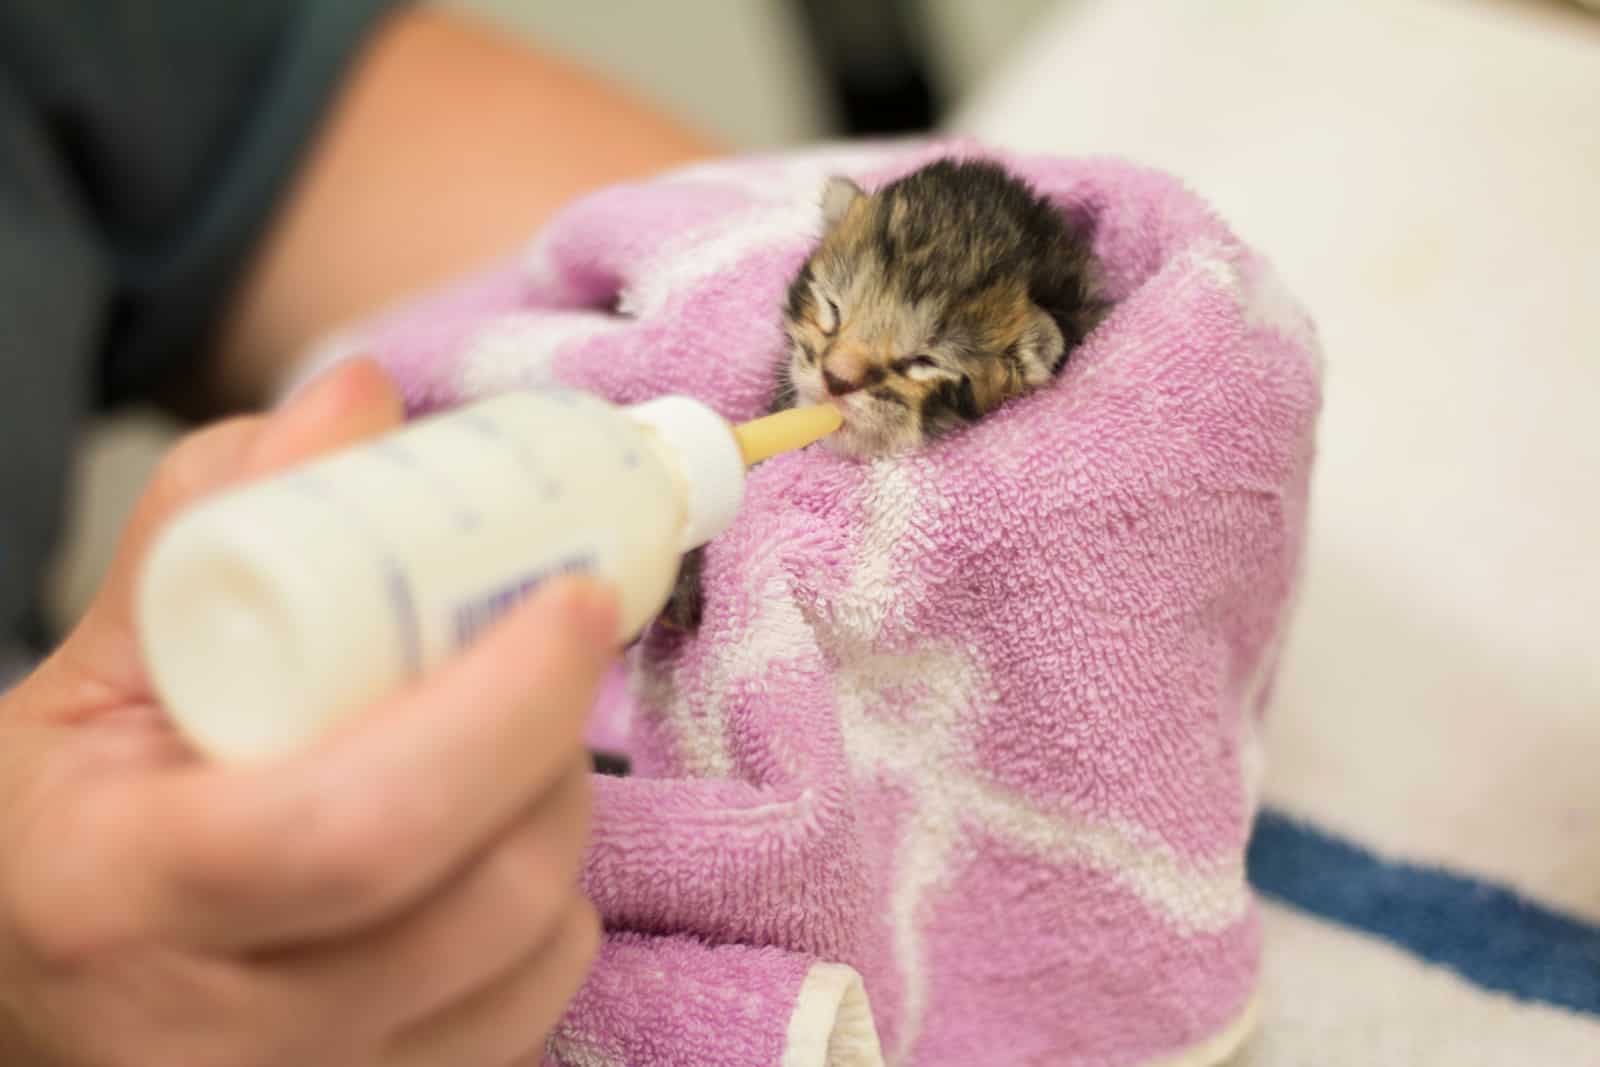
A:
[1248,808,1600,1016]
[0,0,407,655]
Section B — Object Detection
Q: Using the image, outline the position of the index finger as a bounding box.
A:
[138,574,617,951]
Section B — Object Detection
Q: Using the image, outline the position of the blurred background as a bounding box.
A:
[37,3,1600,1060]
[442,0,1056,146]
[41,0,1058,628]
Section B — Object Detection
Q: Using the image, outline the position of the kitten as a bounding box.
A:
[661,158,1108,630]
[773,157,1107,454]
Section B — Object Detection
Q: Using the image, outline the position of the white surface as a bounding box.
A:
[1232,902,1600,1065]
[916,0,1057,103]
[957,0,1600,919]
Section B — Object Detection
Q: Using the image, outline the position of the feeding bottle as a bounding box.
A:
[136,389,841,762]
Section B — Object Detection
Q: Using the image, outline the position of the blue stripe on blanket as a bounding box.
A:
[1247,809,1600,1017]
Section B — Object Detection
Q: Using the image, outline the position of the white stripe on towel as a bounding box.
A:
[455,310,627,401]
[781,962,886,1067]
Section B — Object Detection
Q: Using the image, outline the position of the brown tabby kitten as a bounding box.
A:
[661,157,1108,630]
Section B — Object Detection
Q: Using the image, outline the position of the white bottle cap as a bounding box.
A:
[623,396,746,552]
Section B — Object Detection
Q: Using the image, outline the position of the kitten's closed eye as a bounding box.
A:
[895,354,945,382]
[812,286,841,335]
[777,157,1108,461]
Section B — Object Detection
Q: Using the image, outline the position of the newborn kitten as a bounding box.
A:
[661,157,1108,630]
[772,157,1107,454]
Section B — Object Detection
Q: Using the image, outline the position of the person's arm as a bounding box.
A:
[195,6,719,414]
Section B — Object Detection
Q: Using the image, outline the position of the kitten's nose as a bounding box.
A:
[822,369,861,396]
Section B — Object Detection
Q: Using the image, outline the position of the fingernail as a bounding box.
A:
[288,357,359,406]
[265,363,355,439]
[293,358,389,418]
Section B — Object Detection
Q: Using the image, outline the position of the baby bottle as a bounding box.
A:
[136,388,841,761]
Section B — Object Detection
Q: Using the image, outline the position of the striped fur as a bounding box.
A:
[774,158,1108,455]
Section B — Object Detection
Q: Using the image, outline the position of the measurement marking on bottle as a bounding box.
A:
[377,440,480,531]
[290,473,423,675]
[459,412,561,501]
[382,568,423,675]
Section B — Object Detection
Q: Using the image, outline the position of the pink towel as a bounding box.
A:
[298,137,1322,1067]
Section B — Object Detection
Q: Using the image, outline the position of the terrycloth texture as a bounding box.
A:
[546,934,881,1067]
[299,138,1321,1066]
[958,1,1600,1062]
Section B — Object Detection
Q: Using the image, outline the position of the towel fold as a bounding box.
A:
[547,932,882,1067]
[306,137,1321,1066]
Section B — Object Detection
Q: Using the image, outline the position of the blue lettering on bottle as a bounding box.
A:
[451,552,597,648]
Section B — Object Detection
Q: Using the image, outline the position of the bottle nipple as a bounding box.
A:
[732,404,844,466]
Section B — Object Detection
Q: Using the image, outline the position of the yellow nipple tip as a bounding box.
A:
[732,404,844,467]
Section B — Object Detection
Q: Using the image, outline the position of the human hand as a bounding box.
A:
[0,360,614,1065]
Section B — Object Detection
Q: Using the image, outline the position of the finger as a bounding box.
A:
[385,897,600,1067]
[266,762,591,1033]
[136,574,616,949]
[238,356,404,478]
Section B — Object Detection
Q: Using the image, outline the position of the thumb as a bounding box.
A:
[59,359,405,696]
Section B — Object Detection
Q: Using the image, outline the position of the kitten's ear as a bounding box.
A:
[821,176,864,230]
[1015,306,1066,386]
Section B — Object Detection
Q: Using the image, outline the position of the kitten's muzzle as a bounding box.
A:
[821,361,886,398]
[819,342,886,398]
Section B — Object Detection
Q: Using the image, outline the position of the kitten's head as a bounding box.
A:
[779,164,1085,456]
